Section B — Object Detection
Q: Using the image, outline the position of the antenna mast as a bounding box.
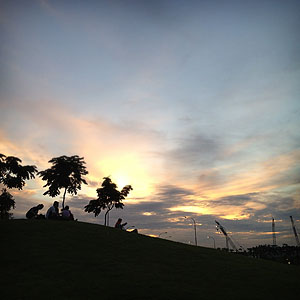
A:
[290,216,300,246]
[272,217,276,246]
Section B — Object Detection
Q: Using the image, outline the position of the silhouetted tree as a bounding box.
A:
[38,155,88,209]
[84,177,132,226]
[0,188,15,219]
[0,153,38,189]
[0,153,37,219]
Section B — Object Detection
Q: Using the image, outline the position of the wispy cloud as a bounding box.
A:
[1,0,300,248]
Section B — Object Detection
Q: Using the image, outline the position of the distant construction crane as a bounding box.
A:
[272,217,276,246]
[215,220,238,251]
[290,216,300,247]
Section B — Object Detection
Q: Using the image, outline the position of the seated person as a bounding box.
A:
[45,201,59,219]
[114,218,127,229]
[61,205,74,220]
[26,204,44,219]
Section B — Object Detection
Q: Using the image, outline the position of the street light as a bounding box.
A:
[159,232,168,237]
[184,216,198,246]
[207,235,216,249]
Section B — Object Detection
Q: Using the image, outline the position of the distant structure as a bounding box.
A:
[272,217,277,246]
[215,220,238,251]
[290,216,300,247]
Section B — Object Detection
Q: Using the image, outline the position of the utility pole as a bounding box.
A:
[290,216,300,246]
[272,217,276,246]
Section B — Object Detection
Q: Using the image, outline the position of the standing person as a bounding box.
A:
[114,218,127,229]
[45,201,59,219]
[61,205,74,221]
[26,204,44,219]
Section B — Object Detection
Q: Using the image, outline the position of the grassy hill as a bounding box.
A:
[1,220,299,299]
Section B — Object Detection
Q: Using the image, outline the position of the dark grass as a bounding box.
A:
[1,220,299,299]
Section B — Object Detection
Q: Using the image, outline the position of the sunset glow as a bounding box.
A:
[1,0,299,247]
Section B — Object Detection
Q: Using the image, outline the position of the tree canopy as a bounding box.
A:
[84,177,132,226]
[38,155,88,209]
[0,153,38,190]
[0,188,15,219]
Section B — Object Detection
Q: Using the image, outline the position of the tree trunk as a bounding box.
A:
[104,204,114,226]
[62,187,67,210]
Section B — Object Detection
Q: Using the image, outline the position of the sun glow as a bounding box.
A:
[169,205,212,215]
[220,214,251,220]
[91,153,155,200]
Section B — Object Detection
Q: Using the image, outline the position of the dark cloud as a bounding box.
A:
[252,195,299,221]
[9,183,300,248]
[208,193,259,207]
[154,184,194,201]
[167,134,223,168]
[197,170,226,190]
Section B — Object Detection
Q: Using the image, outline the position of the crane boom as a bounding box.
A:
[290,216,300,247]
[215,220,238,251]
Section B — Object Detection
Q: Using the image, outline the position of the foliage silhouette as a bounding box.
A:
[0,153,37,218]
[0,188,15,219]
[38,155,88,209]
[84,177,132,226]
[0,153,37,190]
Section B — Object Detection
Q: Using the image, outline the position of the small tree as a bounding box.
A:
[0,188,16,219]
[38,155,88,209]
[0,153,37,219]
[84,177,132,226]
[0,153,38,189]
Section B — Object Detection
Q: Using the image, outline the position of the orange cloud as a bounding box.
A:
[194,150,300,200]
[1,99,165,202]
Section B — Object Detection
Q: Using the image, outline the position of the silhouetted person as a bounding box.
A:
[61,205,74,221]
[26,204,44,219]
[46,201,59,219]
[115,218,127,229]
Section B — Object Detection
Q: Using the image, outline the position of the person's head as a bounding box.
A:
[118,218,122,223]
[65,205,69,210]
[53,201,59,208]
[37,204,44,210]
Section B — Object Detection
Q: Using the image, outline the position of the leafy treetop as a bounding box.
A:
[84,177,132,225]
[38,155,88,208]
[0,153,38,190]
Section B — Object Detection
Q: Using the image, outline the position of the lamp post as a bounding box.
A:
[185,216,198,246]
[159,232,168,237]
[207,235,216,249]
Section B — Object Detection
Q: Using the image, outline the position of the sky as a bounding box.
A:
[1,0,300,248]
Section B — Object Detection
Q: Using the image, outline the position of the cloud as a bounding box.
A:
[5,177,300,248]
[167,134,223,168]
[154,184,194,200]
[1,0,299,249]
[0,98,166,198]
[208,193,259,207]
[85,179,99,188]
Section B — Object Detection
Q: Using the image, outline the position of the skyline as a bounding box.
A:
[1,0,300,248]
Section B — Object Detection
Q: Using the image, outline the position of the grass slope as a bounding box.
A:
[1,220,299,299]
